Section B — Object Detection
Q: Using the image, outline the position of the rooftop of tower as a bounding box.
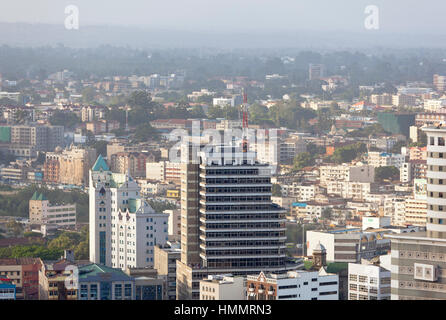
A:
[91,154,110,172]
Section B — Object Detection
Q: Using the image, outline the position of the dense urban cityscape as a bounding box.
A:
[2,1,446,311]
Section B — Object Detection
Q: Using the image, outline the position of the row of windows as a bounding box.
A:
[205,178,270,184]
[204,204,281,212]
[204,231,285,238]
[430,137,446,146]
[204,196,271,202]
[204,169,259,175]
[205,187,271,193]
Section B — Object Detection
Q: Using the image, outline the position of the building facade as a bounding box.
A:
[89,155,168,270]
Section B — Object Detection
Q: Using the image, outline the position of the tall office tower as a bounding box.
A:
[309,64,324,81]
[177,143,296,300]
[89,155,168,270]
[387,125,446,300]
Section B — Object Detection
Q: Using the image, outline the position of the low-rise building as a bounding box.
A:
[246,269,338,300]
[29,192,76,230]
[200,275,245,300]
[348,258,391,300]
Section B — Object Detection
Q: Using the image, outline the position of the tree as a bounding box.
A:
[81,87,96,103]
[127,90,151,107]
[272,184,282,197]
[375,166,400,182]
[293,152,315,171]
[49,111,80,129]
[321,208,333,220]
[6,220,23,237]
[133,123,159,143]
[330,143,367,164]
[89,140,108,157]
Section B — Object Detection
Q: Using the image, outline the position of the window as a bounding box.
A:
[115,284,122,299]
[80,284,88,300]
[90,284,98,300]
[439,137,445,146]
[430,137,435,146]
[124,284,132,299]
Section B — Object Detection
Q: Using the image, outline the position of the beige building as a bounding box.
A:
[110,152,153,178]
[146,161,181,184]
[200,275,246,300]
[44,146,97,186]
[404,198,427,226]
[29,192,76,230]
[154,244,181,300]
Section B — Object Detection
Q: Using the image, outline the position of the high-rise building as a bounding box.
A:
[309,64,324,81]
[8,124,64,158]
[89,155,168,270]
[387,126,446,299]
[176,143,297,300]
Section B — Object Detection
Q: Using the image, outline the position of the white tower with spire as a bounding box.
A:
[89,155,168,269]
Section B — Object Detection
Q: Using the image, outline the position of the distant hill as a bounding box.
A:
[2,22,446,50]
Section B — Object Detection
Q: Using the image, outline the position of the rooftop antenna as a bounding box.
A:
[242,88,249,153]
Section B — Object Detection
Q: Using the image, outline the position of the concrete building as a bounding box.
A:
[200,275,245,300]
[44,146,97,186]
[38,258,78,300]
[110,152,151,178]
[246,269,338,300]
[319,164,375,186]
[176,143,298,300]
[348,259,391,300]
[29,191,76,230]
[78,263,135,300]
[368,152,405,169]
[386,126,446,299]
[0,279,16,300]
[146,161,181,184]
[0,258,41,300]
[309,64,324,81]
[307,228,391,263]
[165,209,181,241]
[10,124,64,154]
[434,74,446,92]
[154,244,181,300]
[89,155,168,270]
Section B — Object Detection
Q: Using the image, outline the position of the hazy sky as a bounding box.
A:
[1,0,446,34]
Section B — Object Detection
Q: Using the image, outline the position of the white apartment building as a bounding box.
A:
[368,152,405,169]
[424,99,446,112]
[200,275,245,300]
[89,155,168,270]
[326,181,373,201]
[281,183,319,201]
[348,261,391,300]
[319,164,375,186]
[164,209,181,241]
[400,162,412,183]
[246,270,338,300]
